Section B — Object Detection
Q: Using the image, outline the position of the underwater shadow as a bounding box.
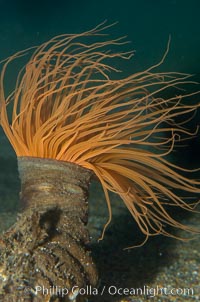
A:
[90,209,179,302]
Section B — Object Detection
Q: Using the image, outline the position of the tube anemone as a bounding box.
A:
[0,22,200,301]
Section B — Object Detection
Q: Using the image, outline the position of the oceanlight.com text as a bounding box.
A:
[32,284,195,298]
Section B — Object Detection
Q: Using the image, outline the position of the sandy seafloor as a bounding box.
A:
[0,138,199,302]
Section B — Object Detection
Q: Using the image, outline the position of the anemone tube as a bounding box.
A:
[0,23,200,301]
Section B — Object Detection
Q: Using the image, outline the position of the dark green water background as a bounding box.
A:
[0,0,200,72]
[0,0,200,206]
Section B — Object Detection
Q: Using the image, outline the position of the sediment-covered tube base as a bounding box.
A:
[0,157,98,302]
